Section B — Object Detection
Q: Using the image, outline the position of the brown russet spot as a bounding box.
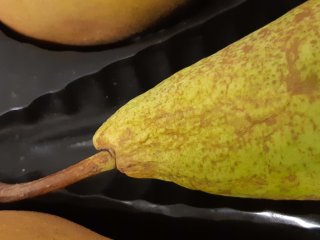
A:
[294,7,312,23]
[265,116,277,126]
[219,47,238,66]
[290,129,299,141]
[286,174,298,183]
[280,29,297,45]
[261,128,279,153]
[200,117,211,128]
[292,74,319,97]
[283,39,319,98]
[241,44,254,53]
[236,112,281,138]
[252,176,267,186]
[258,28,272,38]
[235,125,251,138]
[238,175,266,187]
[263,144,269,153]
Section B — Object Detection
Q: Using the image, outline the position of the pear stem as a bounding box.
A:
[0,150,116,203]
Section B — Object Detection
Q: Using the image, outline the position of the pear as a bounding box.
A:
[1,0,320,202]
[0,210,110,240]
[0,0,187,46]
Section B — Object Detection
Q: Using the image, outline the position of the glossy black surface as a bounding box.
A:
[0,0,241,115]
[0,0,316,239]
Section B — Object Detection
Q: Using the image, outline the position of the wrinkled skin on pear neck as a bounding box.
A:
[94,0,320,200]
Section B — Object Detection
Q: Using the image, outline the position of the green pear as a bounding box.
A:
[0,0,320,202]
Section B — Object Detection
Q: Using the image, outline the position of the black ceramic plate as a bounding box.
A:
[0,0,317,240]
[0,0,243,115]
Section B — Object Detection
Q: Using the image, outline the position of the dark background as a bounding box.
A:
[1,0,317,239]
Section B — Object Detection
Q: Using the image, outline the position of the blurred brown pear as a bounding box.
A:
[0,210,110,240]
[0,0,187,46]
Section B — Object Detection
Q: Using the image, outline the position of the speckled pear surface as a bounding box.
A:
[94,0,320,200]
[0,0,319,203]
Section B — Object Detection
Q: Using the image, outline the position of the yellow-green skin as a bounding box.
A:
[94,0,320,200]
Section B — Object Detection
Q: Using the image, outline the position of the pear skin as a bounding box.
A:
[0,210,110,240]
[93,0,320,200]
[0,0,187,46]
[0,0,320,202]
